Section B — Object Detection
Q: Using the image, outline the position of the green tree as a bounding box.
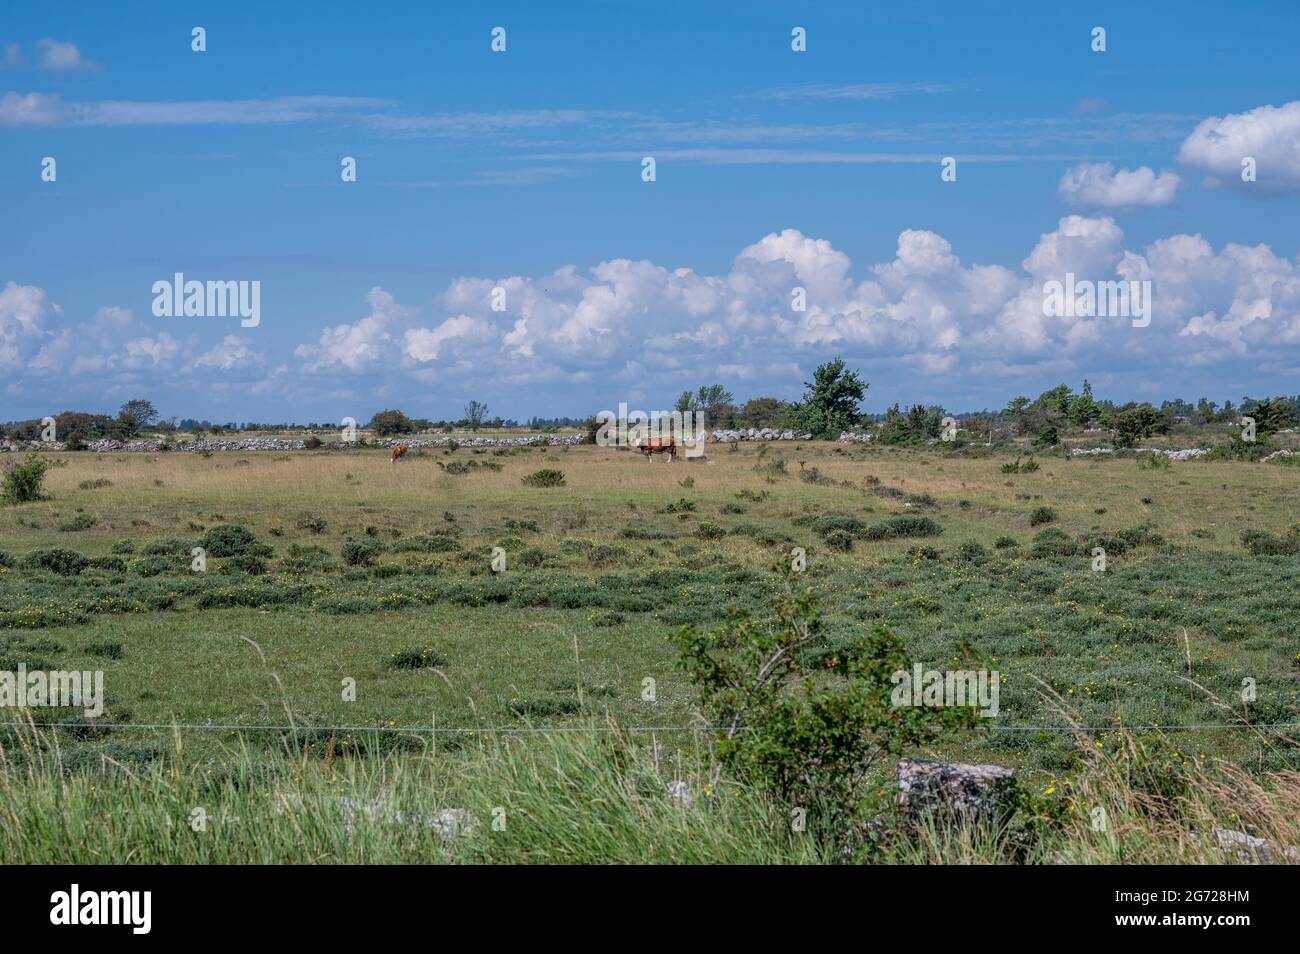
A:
[1112,403,1166,448]
[1067,380,1101,427]
[674,391,700,413]
[463,400,489,430]
[695,384,735,427]
[738,397,784,428]
[117,399,160,436]
[790,358,867,439]
[1243,397,1299,437]
[369,409,416,436]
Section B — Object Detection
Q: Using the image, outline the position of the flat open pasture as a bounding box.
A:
[2,442,1297,774]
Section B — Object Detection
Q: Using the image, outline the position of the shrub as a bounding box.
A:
[823,529,854,551]
[522,469,566,488]
[303,435,323,449]
[201,524,267,557]
[141,536,193,556]
[132,555,179,577]
[814,513,865,537]
[86,556,127,573]
[671,571,977,830]
[218,554,269,575]
[296,513,328,534]
[111,539,136,554]
[59,513,97,532]
[341,539,383,567]
[1030,527,1076,558]
[0,550,13,569]
[21,548,88,576]
[2,455,52,504]
[863,515,943,540]
[388,648,446,670]
[1029,506,1057,527]
[993,536,1019,549]
[280,543,334,572]
[1241,529,1299,556]
[1203,438,1269,462]
[587,544,626,567]
[517,547,548,567]
[85,641,124,660]
[400,535,460,554]
[696,522,726,540]
[956,541,989,563]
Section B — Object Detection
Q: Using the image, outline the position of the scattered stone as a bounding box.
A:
[666,780,693,810]
[1211,827,1300,864]
[430,808,479,842]
[896,758,1016,826]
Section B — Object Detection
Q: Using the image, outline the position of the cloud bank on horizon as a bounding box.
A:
[3,6,1299,421]
[7,204,1300,417]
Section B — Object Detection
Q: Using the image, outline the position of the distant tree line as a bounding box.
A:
[5,380,1297,447]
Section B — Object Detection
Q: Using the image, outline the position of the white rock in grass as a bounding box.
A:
[666,780,693,810]
[430,808,478,842]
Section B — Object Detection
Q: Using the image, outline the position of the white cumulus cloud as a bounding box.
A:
[1178,100,1300,193]
[1058,162,1181,208]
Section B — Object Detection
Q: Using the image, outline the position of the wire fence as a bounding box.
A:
[4,720,1298,735]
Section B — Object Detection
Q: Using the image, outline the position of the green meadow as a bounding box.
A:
[1,440,1297,861]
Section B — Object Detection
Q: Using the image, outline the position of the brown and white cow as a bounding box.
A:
[391,443,408,464]
[636,437,676,462]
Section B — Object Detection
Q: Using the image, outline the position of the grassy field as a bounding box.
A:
[2,440,1298,861]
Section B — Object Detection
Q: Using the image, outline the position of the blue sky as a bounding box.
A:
[3,0,1299,424]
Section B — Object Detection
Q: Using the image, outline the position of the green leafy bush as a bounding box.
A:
[814,513,865,537]
[341,539,383,567]
[2,455,52,504]
[823,529,854,551]
[201,524,268,558]
[1241,529,1299,556]
[59,513,97,532]
[671,571,977,832]
[296,513,328,534]
[1029,506,1058,527]
[863,515,943,540]
[522,469,566,488]
[141,536,193,556]
[21,548,88,576]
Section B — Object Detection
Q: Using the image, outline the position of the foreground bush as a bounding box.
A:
[672,569,975,845]
[2,454,52,504]
[521,469,566,488]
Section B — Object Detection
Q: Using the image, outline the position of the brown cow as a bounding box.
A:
[391,443,408,464]
[636,437,676,462]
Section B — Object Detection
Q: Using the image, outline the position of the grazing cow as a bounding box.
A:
[391,443,408,464]
[636,437,676,463]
